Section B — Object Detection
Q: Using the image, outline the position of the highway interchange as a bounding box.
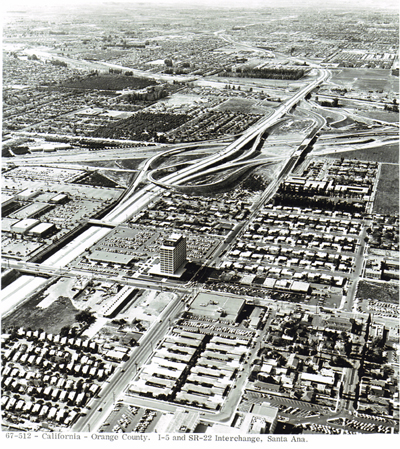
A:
[2,66,331,431]
[2,42,397,434]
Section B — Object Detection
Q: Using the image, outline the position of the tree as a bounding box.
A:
[75,310,96,325]
[331,356,352,368]
[382,365,394,379]
[344,341,352,356]
[60,326,70,337]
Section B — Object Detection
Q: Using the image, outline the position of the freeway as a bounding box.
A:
[9,147,164,165]
[1,226,111,317]
[147,156,284,191]
[1,275,49,317]
[22,47,197,84]
[313,137,400,157]
[8,68,329,232]
[9,139,228,167]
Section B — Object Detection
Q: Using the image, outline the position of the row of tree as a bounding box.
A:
[220,66,306,80]
[273,193,366,213]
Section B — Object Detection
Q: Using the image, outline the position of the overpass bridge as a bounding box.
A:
[145,69,329,192]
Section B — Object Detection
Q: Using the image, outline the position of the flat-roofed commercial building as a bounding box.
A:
[300,372,335,386]
[11,218,40,234]
[15,189,38,200]
[49,193,69,204]
[189,292,245,322]
[28,222,56,237]
[162,410,200,434]
[12,202,53,220]
[88,250,136,266]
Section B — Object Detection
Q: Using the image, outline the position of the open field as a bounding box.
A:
[2,293,80,334]
[118,159,150,170]
[348,109,399,123]
[313,107,348,123]
[324,143,399,164]
[373,163,399,214]
[97,170,137,188]
[356,280,399,304]
[216,97,272,114]
[330,68,399,93]
[75,172,120,188]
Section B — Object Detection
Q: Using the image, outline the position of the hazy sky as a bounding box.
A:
[4,0,399,10]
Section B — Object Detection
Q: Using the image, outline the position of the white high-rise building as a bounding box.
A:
[160,234,186,275]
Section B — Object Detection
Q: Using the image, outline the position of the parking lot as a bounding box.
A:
[99,404,162,433]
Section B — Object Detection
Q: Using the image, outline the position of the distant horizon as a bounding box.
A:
[4,0,400,12]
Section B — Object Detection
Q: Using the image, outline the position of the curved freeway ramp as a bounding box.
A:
[144,69,329,193]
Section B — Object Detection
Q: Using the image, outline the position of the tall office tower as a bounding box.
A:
[160,233,187,275]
